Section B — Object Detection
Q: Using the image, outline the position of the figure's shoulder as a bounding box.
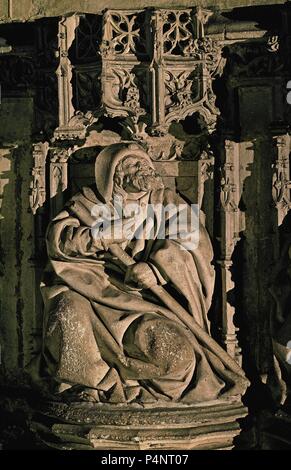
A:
[69,186,99,204]
[64,186,102,220]
[82,186,99,203]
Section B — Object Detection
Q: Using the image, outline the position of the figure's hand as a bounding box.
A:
[94,217,136,247]
[125,262,158,289]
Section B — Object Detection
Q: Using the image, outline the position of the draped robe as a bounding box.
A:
[41,145,247,403]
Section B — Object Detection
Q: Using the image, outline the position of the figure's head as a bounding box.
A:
[95,143,163,202]
[113,155,164,194]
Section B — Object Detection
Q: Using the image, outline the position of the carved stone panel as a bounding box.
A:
[99,8,224,136]
[218,140,241,362]
[272,134,291,226]
[29,142,49,215]
[4,2,291,451]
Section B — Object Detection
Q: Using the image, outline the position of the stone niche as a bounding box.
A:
[0,1,291,450]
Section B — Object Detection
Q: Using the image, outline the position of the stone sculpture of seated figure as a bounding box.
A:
[41,143,248,403]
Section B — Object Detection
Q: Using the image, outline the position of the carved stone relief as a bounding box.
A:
[272,134,291,226]
[27,8,263,373]
[99,8,224,138]
[218,140,241,362]
[29,142,49,215]
[30,8,226,218]
[41,142,249,414]
[3,2,291,451]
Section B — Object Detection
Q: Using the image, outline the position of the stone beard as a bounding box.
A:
[41,143,248,403]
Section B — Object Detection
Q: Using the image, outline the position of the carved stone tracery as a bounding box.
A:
[28,8,224,216]
[2,2,291,451]
[25,7,284,375]
[54,15,83,140]
[29,142,49,215]
[272,134,291,226]
[25,9,243,368]
[99,8,223,138]
[218,140,242,362]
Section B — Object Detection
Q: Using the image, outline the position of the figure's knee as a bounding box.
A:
[150,242,189,270]
[48,290,91,321]
[123,316,194,376]
[44,290,97,377]
[45,290,93,349]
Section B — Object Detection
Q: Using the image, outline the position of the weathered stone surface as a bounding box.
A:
[30,399,247,450]
[0,1,288,22]
[1,0,291,450]
[0,98,38,377]
[41,142,248,406]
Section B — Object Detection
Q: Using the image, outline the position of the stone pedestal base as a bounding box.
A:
[30,398,247,450]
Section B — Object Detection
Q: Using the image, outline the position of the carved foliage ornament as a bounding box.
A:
[102,66,147,119]
[51,9,224,152]
[165,69,199,115]
[27,9,223,214]
[100,8,224,137]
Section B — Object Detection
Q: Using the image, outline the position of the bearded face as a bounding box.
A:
[114,156,164,194]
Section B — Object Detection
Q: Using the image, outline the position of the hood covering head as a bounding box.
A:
[95,143,154,203]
